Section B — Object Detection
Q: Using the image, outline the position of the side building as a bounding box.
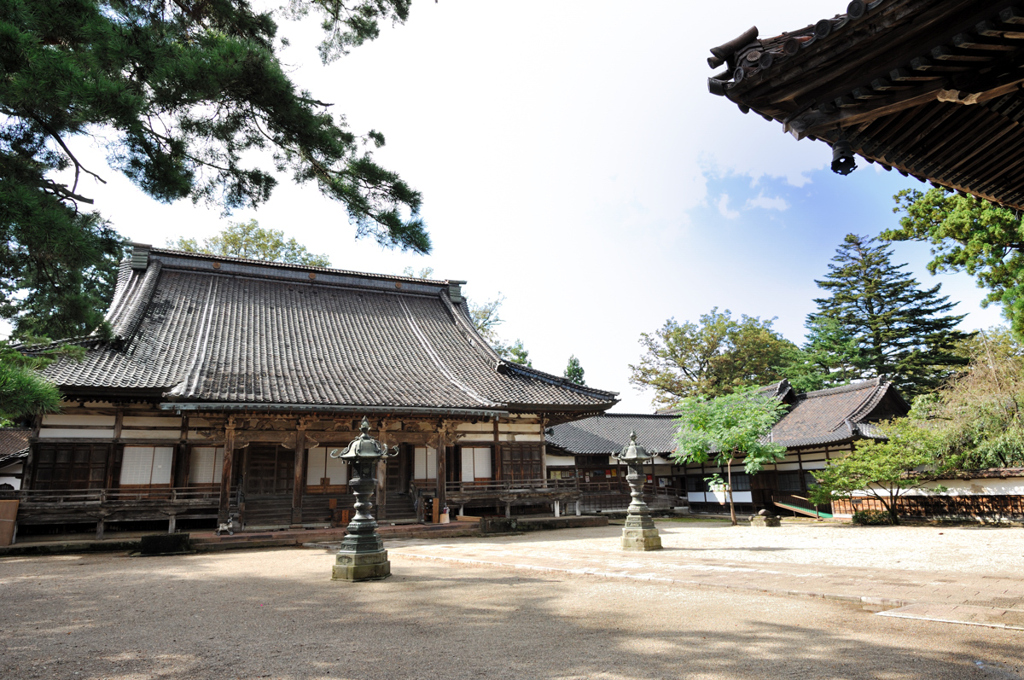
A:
[545,413,683,513]
[9,246,617,537]
[548,379,910,518]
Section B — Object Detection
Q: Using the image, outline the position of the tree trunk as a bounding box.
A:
[727,457,737,526]
[886,489,900,525]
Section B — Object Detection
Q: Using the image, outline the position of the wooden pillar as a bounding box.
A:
[95,519,105,540]
[218,424,236,524]
[105,408,124,490]
[168,515,177,534]
[436,445,447,509]
[291,427,306,526]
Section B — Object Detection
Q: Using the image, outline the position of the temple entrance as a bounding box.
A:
[383,446,415,520]
[242,445,294,527]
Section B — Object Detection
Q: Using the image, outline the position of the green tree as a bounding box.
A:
[673,386,789,525]
[811,234,970,398]
[808,419,938,525]
[1,0,425,338]
[885,188,1024,337]
[468,294,506,344]
[0,214,125,340]
[629,308,796,407]
[496,339,531,367]
[564,355,585,385]
[169,220,330,267]
[782,316,867,393]
[915,327,1024,470]
[0,340,84,422]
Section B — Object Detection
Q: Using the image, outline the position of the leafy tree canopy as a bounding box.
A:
[169,220,330,267]
[564,355,585,385]
[913,327,1024,470]
[1,0,424,338]
[885,188,1024,337]
[496,339,531,367]
[468,294,506,344]
[808,418,939,525]
[811,234,971,398]
[629,308,795,407]
[673,386,788,524]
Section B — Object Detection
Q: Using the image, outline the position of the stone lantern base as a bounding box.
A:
[621,513,663,551]
[331,549,391,581]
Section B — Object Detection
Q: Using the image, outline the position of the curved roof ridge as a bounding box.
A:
[802,377,882,399]
[146,245,453,285]
[501,362,620,400]
[846,380,893,424]
[591,412,675,418]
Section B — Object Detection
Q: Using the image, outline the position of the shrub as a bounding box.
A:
[852,509,891,526]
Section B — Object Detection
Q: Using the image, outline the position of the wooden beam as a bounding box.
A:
[795,82,948,135]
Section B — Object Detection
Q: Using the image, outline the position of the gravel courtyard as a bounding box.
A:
[2,520,1024,679]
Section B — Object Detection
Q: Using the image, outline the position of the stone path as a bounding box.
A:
[384,520,1024,631]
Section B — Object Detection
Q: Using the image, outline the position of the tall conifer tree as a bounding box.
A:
[811,234,970,397]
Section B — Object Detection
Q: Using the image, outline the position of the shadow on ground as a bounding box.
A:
[0,548,1020,680]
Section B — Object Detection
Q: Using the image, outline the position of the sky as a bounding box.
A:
[41,1,1006,412]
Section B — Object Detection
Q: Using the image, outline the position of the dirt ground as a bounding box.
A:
[1,544,1022,680]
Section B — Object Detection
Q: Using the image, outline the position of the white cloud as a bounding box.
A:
[745,192,790,211]
[717,194,740,219]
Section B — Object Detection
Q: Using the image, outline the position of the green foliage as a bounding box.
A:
[468,294,506,344]
[0,340,83,420]
[168,220,330,267]
[1,0,424,338]
[851,509,891,526]
[808,418,937,525]
[811,234,971,398]
[564,355,585,385]
[781,316,867,393]
[629,308,796,407]
[496,339,531,367]
[673,386,788,524]
[916,327,1024,470]
[885,188,1024,337]
[0,207,126,339]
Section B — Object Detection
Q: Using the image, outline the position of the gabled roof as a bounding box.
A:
[35,246,617,420]
[548,378,910,455]
[546,414,678,456]
[770,377,909,448]
[0,429,30,466]
[708,0,1024,210]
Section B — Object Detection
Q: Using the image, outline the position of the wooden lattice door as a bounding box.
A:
[245,445,294,495]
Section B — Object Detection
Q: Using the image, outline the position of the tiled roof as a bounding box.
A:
[770,378,908,448]
[38,248,618,416]
[547,414,678,456]
[928,467,1024,481]
[550,379,909,455]
[0,429,30,466]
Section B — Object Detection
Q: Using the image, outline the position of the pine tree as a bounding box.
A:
[564,356,585,385]
[811,234,971,397]
[1,0,422,339]
[782,316,867,393]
